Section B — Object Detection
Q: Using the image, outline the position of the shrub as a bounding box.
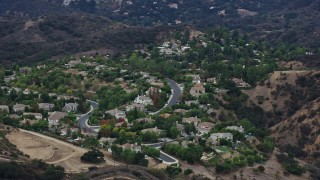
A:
[258,166,265,172]
[184,169,193,176]
[166,165,182,178]
[80,150,105,164]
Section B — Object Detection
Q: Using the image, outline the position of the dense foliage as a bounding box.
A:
[80,150,105,164]
[0,160,64,180]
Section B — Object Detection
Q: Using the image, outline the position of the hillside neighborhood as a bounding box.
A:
[0,28,318,180]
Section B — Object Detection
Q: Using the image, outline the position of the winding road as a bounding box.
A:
[78,79,182,133]
[78,79,182,164]
[166,78,182,106]
[78,100,99,133]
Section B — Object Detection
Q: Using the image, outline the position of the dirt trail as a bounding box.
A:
[6,129,119,172]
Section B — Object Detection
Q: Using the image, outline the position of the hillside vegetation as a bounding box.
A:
[244,65,320,166]
[1,0,320,48]
[0,125,65,180]
[0,14,183,65]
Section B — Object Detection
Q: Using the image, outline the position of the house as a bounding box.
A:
[232,78,251,88]
[66,60,82,68]
[125,103,145,112]
[146,87,161,96]
[185,100,199,106]
[135,118,155,124]
[99,137,117,148]
[4,76,15,84]
[175,121,186,136]
[190,83,206,97]
[173,109,188,115]
[197,122,214,135]
[159,48,175,56]
[140,71,150,78]
[23,89,31,95]
[214,88,228,94]
[20,119,39,126]
[38,103,55,111]
[48,111,68,126]
[207,133,233,145]
[23,113,43,120]
[141,127,163,135]
[62,103,79,112]
[226,126,244,133]
[115,121,128,127]
[57,95,78,100]
[37,64,46,69]
[134,95,153,106]
[9,114,21,119]
[60,127,78,136]
[120,143,141,153]
[49,93,58,97]
[186,74,201,84]
[182,117,200,126]
[19,67,32,74]
[159,113,172,119]
[168,3,178,9]
[149,81,165,88]
[106,109,126,120]
[0,105,9,113]
[13,104,29,112]
[207,77,217,84]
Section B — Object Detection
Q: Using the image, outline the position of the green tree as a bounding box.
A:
[80,150,105,164]
[142,146,160,158]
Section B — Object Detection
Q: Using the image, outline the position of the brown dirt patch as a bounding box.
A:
[6,129,114,173]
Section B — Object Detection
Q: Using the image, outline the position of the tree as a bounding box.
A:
[247,155,255,165]
[169,127,180,139]
[80,150,105,164]
[99,125,112,138]
[257,166,265,173]
[166,165,182,178]
[184,169,193,176]
[82,137,100,149]
[111,145,123,159]
[142,146,160,158]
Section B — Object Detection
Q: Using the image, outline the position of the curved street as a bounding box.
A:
[78,79,181,164]
[166,78,182,106]
[78,100,99,134]
[78,79,182,133]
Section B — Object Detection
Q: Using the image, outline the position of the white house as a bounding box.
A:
[190,83,206,97]
[136,118,155,124]
[62,103,79,112]
[186,74,201,84]
[182,117,200,126]
[134,95,153,106]
[125,103,145,112]
[0,105,9,113]
[13,104,29,112]
[207,133,233,145]
[38,103,55,111]
[197,122,214,135]
[106,108,126,120]
[232,78,251,88]
[23,113,43,120]
[226,126,244,133]
[48,111,68,126]
[120,143,142,153]
[141,127,163,135]
[185,100,199,106]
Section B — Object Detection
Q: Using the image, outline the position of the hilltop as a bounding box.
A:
[1,0,320,48]
[243,61,320,165]
[0,14,184,65]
